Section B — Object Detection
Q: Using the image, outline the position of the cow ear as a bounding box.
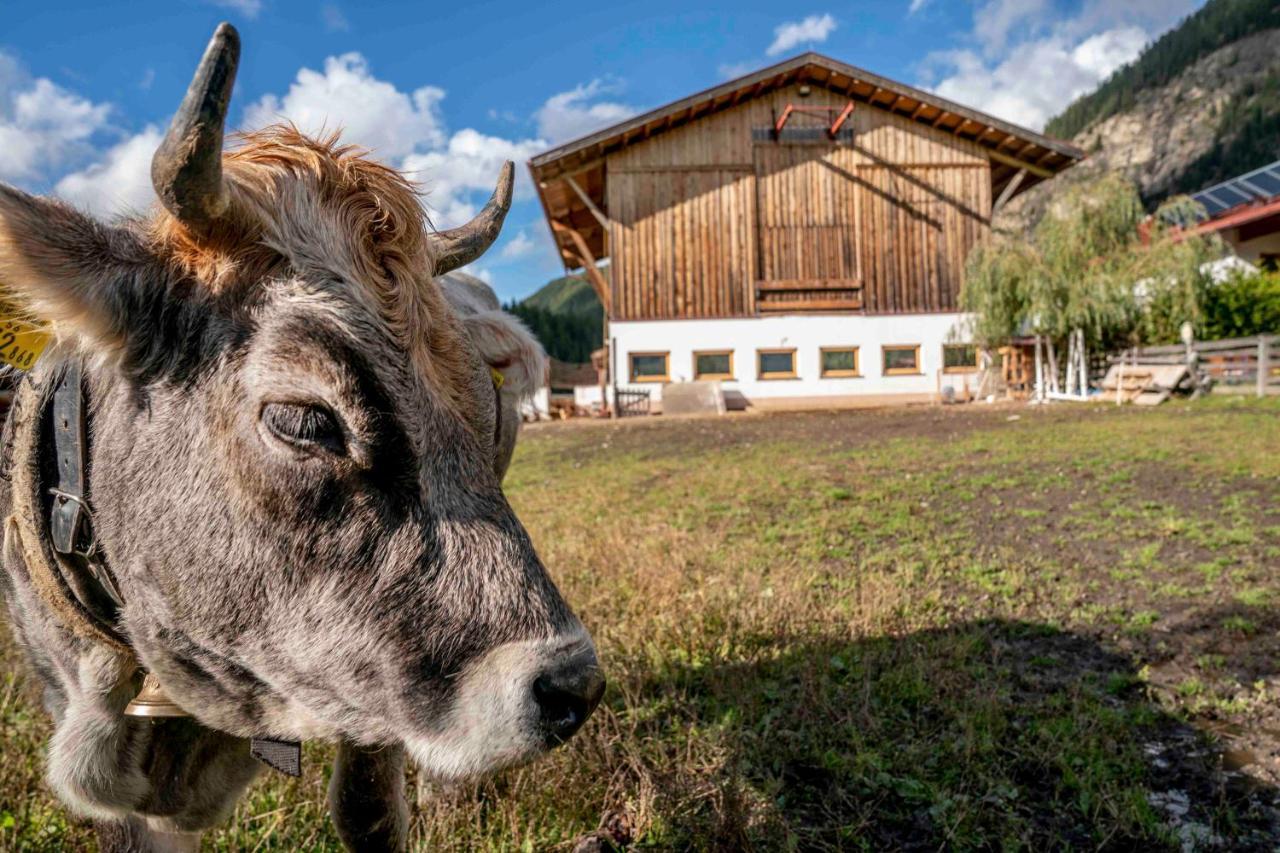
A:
[461,310,547,399]
[0,184,162,356]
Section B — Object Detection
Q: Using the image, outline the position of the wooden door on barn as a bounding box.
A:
[752,144,864,313]
[607,168,756,320]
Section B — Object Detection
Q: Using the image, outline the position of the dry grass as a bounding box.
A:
[3,397,1280,850]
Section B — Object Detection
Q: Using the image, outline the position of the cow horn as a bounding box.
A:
[431,162,515,275]
[151,22,239,230]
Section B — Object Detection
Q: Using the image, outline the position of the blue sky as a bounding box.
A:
[0,0,1203,301]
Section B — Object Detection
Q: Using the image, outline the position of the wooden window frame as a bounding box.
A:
[757,348,798,380]
[692,349,735,381]
[882,344,922,376]
[942,343,979,374]
[628,351,670,383]
[819,346,861,378]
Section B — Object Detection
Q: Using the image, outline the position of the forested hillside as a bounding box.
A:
[1001,1,1280,232]
[505,275,603,364]
[1047,0,1280,141]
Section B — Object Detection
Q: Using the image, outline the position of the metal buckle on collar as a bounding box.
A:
[48,487,97,561]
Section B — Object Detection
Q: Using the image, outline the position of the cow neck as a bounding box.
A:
[10,359,304,776]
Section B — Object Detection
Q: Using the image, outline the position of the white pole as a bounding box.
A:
[1077,330,1089,398]
[1046,337,1060,394]
[1065,331,1077,397]
[1034,335,1044,403]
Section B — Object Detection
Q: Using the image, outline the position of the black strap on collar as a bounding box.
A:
[47,361,126,636]
[44,361,302,776]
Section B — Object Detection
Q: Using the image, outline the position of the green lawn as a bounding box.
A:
[3,397,1279,850]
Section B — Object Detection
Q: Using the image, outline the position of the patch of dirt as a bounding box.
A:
[524,401,1111,463]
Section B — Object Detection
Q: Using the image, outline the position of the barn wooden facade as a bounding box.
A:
[529,53,1083,407]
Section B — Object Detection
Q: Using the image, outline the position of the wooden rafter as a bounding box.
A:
[989,148,1053,178]
[565,175,610,231]
[551,222,611,314]
[993,168,1027,210]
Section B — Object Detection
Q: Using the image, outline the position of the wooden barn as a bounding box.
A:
[529,53,1084,408]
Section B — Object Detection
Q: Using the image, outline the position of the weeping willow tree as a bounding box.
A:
[961,173,1222,359]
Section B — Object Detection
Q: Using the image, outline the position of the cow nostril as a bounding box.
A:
[532,666,605,745]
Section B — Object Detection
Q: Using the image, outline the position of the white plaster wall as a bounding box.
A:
[520,386,551,420]
[610,313,979,402]
[1228,230,1280,266]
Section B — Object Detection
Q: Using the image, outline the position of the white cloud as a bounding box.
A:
[207,0,262,18]
[54,126,161,218]
[921,0,1199,131]
[717,61,757,80]
[464,265,493,285]
[0,56,112,182]
[403,129,544,228]
[321,3,349,32]
[534,79,636,146]
[243,53,446,160]
[499,229,536,260]
[908,0,929,14]
[246,53,545,230]
[766,13,838,57]
[973,0,1049,55]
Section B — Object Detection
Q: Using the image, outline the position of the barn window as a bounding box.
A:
[693,350,734,380]
[757,348,797,380]
[943,344,979,373]
[820,347,860,377]
[629,352,669,383]
[882,345,921,375]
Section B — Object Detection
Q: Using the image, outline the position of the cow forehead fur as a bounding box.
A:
[152,126,478,414]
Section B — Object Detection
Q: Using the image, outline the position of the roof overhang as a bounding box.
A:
[530,52,1085,269]
[1195,197,1280,239]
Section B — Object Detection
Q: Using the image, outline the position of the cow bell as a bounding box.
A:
[124,672,191,718]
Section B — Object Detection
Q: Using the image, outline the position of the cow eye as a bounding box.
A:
[261,402,346,455]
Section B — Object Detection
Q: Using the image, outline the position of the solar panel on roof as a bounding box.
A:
[1190,159,1280,219]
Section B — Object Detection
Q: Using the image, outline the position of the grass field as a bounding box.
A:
[2,397,1279,850]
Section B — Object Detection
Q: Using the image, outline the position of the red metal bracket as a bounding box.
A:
[773,101,856,138]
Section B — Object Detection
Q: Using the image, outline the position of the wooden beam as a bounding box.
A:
[564,175,610,231]
[988,148,1054,179]
[756,278,862,292]
[757,298,864,313]
[552,222,611,314]
[993,168,1027,211]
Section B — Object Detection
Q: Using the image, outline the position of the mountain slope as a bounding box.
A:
[1046,0,1280,141]
[507,274,603,364]
[519,275,603,317]
[1000,0,1280,232]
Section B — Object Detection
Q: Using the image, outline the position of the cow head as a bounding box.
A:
[0,24,601,781]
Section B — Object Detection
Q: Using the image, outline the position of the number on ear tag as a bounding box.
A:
[0,317,50,370]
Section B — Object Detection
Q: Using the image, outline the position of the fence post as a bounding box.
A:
[1260,336,1271,399]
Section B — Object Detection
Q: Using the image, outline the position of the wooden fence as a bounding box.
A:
[1108,334,1279,397]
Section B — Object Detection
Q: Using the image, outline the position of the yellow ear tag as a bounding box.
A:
[0,317,51,370]
[489,367,505,390]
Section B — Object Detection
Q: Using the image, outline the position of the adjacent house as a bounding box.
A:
[1189,159,1280,268]
[528,53,1084,409]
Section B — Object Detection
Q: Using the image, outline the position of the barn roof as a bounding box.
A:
[529,51,1085,272]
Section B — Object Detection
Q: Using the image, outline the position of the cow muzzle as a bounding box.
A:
[532,644,605,746]
[403,625,604,781]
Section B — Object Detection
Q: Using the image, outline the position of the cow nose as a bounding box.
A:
[532,655,605,745]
